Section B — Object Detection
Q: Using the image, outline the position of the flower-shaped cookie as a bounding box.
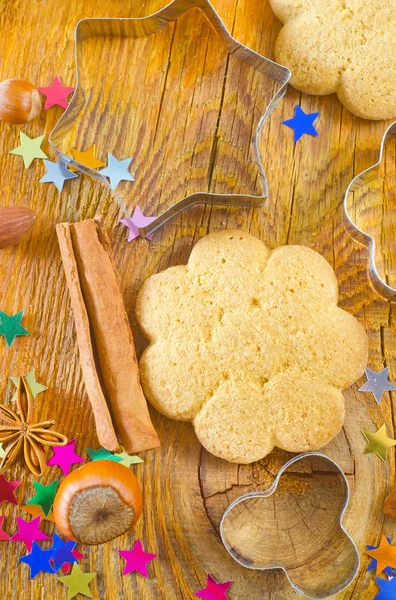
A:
[136,231,368,463]
[269,0,396,119]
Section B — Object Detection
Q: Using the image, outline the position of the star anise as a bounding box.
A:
[0,376,67,476]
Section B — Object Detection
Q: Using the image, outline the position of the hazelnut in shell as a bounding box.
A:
[0,79,42,124]
[53,460,142,545]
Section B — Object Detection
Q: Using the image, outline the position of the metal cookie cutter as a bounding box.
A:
[220,452,359,599]
[344,121,396,300]
[49,0,290,237]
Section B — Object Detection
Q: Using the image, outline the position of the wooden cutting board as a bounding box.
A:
[0,0,394,598]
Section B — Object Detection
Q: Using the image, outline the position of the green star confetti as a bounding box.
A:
[27,480,58,516]
[58,564,96,599]
[0,310,29,347]
[11,369,47,400]
[9,133,47,168]
[86,447,123,463]
[115,448,144,467]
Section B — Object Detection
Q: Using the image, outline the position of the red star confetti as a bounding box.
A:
[38,76,75,110]
[47,439,84,475]
[10,516,49,552]
[119,539,157,577]
[195,574,232,600]
[0,474,20,505]
[0,516,9,540]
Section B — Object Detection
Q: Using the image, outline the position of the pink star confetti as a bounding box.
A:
[38,76,75,109]
[0,516,9,540]
[120,206,156,242]
[118,539,157,578]
[195,574,232,600]
[47,439,84,475]
[10,516,49,552]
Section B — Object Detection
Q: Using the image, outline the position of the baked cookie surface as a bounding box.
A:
[136,231,368,463]
[269,0,396,120]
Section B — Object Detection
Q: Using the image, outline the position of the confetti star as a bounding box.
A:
[49,534,78,573]
[0,474,20,505]
[115,448,144,467]
[99,153,135,190]
[362,424,396,462]
[367,538,393,577]
[9,133,47,168]
[19,541,55,578]
[282,105,319,142]
[367,537,396,573]
[195,574,232,599]
[0,444,6,460]
[0,310,29,347]
[375,576,396,599]
[119,539,157,577]
[40,159,78,192]
[86,447,122,463]
[38,76,75,110]
[57,549,85,575]
[71,145,105,169]
[58,563,96,599]
[11,369,47,400]
[21,504,55,522]
[359,367,396,404]
[0,516,10,540]
[48,439,84,475]
[10,516,49,552]
[120,206,156,242]
[27,480,58,516]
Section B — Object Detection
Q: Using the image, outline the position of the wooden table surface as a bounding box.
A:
[0,0,395,598]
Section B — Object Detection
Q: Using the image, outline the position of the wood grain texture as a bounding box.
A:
[0,0,395,598]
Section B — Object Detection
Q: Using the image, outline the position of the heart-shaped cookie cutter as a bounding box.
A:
[220,452,359,599]
[48,0,290,237]
[344,120,396,300]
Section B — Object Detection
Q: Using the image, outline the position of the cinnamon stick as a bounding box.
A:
[56,219,159,453]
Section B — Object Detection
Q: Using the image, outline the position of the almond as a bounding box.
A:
[0,206,36,248]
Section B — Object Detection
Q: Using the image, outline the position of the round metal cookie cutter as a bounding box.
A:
[220,452,359,599]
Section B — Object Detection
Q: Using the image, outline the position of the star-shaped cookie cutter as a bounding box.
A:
[344,120,396,300]
[49,0,290,237]
[220,452,359,599]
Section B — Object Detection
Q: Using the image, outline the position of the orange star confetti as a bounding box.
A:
[366,536,396,573]
[21,504,55,523]
[71,145,105,170]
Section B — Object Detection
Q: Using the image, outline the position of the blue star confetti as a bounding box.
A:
[375,576,396,599]
[40,159,78,192]
[50,533,78,572]
[19,541,55,579]
[359,367,396,404]
[367,538,393,577]
[99,153,135,190]
[282,105,319,142]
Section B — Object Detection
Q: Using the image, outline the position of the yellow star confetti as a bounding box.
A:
[362,423,396,462]
[71,145,105,170]
[11,369,47,400]
[115,447,144,467]
[58,563,96,599]
[9,133,47,168]
[0,444,5,460]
